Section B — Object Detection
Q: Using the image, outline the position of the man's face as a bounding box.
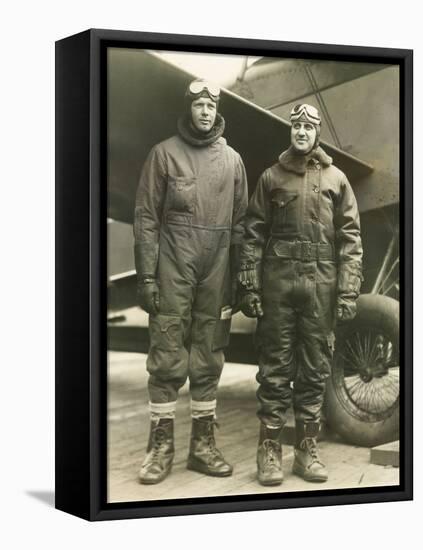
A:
[190,97,217,133]
[291,121,317,154]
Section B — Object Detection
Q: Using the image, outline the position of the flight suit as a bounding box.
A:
[134,116,248,406]
[240,145,362,427]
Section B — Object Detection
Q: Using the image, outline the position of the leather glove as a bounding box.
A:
[237,267,261,292]
[137,279,160,315]
[240,291,264,318]
[336,296,357,322]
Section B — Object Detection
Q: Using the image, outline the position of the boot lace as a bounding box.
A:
[262,440,280,468]
[203,421,224,462]
[301,437,323,466]
[150,427,167,460]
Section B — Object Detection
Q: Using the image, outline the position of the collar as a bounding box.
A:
[278,145,332,175]
[177,113,225,147]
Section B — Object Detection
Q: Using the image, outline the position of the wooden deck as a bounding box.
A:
[108,351,399,503]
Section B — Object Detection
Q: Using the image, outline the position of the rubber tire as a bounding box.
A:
[325,294,399,448]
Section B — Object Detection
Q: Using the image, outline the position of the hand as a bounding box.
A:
[237,266,261,292]
[240,292,264,318]
[336,297,357,322]
[137,280,160,315]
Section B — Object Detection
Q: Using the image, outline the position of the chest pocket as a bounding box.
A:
[167,176,197,214]
[270,189,298,231]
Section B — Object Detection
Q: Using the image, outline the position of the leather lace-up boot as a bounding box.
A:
[187,416,233,477]
[139,419,175,484]
[256,423,284,486]
[292,421,328,482]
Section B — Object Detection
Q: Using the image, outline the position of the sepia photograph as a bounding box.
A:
[106,46,401,505]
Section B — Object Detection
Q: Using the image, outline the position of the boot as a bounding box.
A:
[256,423,284,486]
[187,416,233,477]
[292,421,328,482]
[139,419,174,484]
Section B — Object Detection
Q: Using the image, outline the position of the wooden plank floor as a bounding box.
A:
[108,352,399,503]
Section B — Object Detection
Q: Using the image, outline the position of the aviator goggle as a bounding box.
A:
[187,80,221,101]
[290,104,321,125]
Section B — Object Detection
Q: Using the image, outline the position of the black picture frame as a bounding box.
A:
[55,28,413,521]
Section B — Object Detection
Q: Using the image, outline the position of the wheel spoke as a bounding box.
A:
[335,324,399,420]
[354,332,366,364]
[345,338,364,371]
[339,351,360,373]
[344,375,362,394]
[368,334,382,366]
[364,332,372,363]
[346,375,399,413]
[338,332,399,414]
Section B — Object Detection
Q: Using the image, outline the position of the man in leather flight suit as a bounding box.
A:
[134,79,248,484]
[238,104,362,486]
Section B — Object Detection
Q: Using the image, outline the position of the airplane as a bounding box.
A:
[106,48,400,448]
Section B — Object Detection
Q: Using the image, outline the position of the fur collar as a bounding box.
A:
[278,145,332,175]
[177,113,225,147]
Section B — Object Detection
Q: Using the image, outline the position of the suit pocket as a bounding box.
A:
[318,332,336,378]
[270,190,298,230]
[149,314,183,351]
[167,176,197,214]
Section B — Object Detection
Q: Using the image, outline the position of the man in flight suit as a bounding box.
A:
[238,104,362,485]
[134,79,248,484]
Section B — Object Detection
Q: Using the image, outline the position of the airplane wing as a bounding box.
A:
[108,48,374,225]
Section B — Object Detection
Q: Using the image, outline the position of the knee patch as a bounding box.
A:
[149,314,183,351]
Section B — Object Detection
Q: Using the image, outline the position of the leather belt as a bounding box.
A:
[271,240,335,261]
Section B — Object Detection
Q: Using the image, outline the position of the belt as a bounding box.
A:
[271,240,335,261]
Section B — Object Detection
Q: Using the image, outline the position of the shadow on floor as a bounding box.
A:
[26,490,55,508]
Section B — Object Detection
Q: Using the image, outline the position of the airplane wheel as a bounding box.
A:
[325,294,399,447]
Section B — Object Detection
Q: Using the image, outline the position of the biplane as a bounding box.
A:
[107,48,400,448]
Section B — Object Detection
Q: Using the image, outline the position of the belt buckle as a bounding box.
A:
[302,241,312,262]
[292,241,301,260]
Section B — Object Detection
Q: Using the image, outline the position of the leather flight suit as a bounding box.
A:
[239,146,362,427]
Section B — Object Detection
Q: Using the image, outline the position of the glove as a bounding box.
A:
[337,263,362,322]
[137,279,160,315]
[237,266,261,292]
[336,296,357,322]
[240,291,264,318]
